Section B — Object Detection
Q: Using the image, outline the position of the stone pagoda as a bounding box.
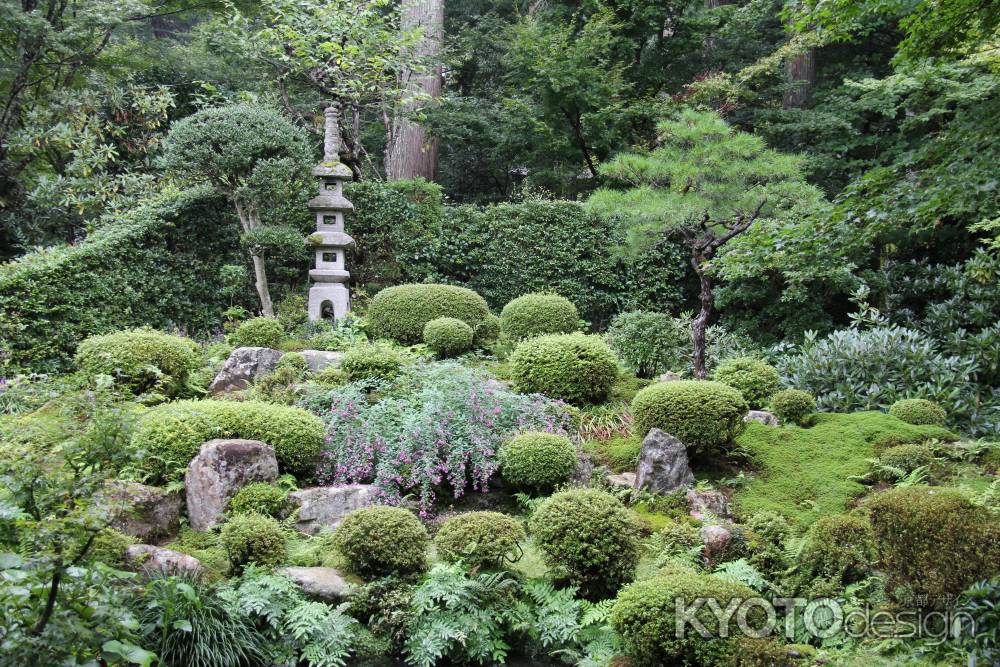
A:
[307,106,354,322]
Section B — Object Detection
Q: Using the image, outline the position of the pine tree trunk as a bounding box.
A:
[783,47,816,108]
[386,0,444,181]
[691,254,713,379]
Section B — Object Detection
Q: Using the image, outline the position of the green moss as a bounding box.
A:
[734,412,957,529]
[604,435,642,472]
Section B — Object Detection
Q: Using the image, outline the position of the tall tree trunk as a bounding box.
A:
[386,0,444,181]
[783,47,816,108]
[691,253,713,379]
[234,201,275,317]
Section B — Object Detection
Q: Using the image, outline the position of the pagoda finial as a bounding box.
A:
[323,105,342,162]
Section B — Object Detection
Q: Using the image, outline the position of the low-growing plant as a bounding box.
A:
[340,343,404,383]
[220,513,287,573]
[712,357,780,409]
[791,513,877,596]
[228,482,288,518]
[631,380,748,452]
[433,511,525,569]
[510,333,618,405]
[74,328,199,397]
[889,398,947,426]
[422,317,474,358]
[230,316,285,348]
[333,506,428,578]
[769,389,816,426]
[499,292,580,342]
[498,432,577,494]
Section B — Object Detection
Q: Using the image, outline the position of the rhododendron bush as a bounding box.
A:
[316,362,573,512]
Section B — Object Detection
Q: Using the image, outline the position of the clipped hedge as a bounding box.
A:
[770,389,816,426]
[423,317,474,357]
[433,511,525,569]
[341,343,404,382]
[368,283,490,345]
[889,398,947,426]
[230,317,284,348]
[499,292,579,342]
[132,399,324,482]
[712,357,780,409]
[510,333,618,405]
[74,328,199,396]
[498,432,577,493]
[333,506,428,578]
[631,380,748,452]
[220,513,287,573]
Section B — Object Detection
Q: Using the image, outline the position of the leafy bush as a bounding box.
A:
[889,398,947,426]
[132,399,324,482]
[333,506,428,578]
[610,573,755,665]
[499,292,580,342]
[529,488,640,598]
[228,482,288,518]
[769,389,816,426]
[509,333,618,405]
[631,380,748,451]
[74,328,199,396]
[955,575,1000,665]
[422,317,474,357]
[341,343,404,383]
[879,444,934,475]
[318,363,571,512]
[368,283,490,344]
[792,514,877,594]
[498,432,577,493]
[712,357,780,409]
[230,317,284,348]
[604,311,691,379]
[866,486,1000,606]
[274,352,308,377]
[87,528,136,566]
[472,313,500,348]
[220,513,288,573]
[433,511,526,569]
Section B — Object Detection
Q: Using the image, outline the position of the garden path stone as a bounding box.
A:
[208,346,283,394]
[634,428,694,494]
[299,350,343,372]
[125,544,204,578]
[185,439,279,531]
[746,410,779,426]
[101,482,181,543]
[279,566,355,601]
[288,484,376,535]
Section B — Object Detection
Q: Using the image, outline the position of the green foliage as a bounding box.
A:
[631,380,748,452]
[879,444,935,476]
[712,357,780,410]
[498,432,577,494]
[228,482,288,519]
[769,389,816,426]
[333,506,428,578]
[866,486,1000,606]
[275,352,308,377]
[529,489,641,598]
[74,328,199,397]
[220,513,288,573]
[792,514,878,595]
[604,311,691,379]
[955,575,1000,664]
[499,292,580,342]
[422,317,474,358]
[132,400,324,482]
[230,317,285,349]
[509,333,618,405]
[368,283,490,345]
[889,398,947,426]
[473,313,501,348]
[340,343,404,383]
[433,511,526,569]
[86,528,137,566]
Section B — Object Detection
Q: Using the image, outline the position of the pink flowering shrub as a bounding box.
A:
[316,362,573,514]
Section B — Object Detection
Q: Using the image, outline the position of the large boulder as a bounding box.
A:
[126,544,204,578]
[279,566,355,601]
[102,482,181,543]
[185,439,279,531]
[299,350,343,372]
[746,410,779,427]
[634,428,694,494]
[208,347,283,394]
[288,484,375,535]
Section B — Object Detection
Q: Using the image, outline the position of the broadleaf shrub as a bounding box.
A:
[498,432,577,493]
[74,328,199,396]
[769,389,816,426]
[631,380,748,452]
[889,398,947,426]
[499,292,579,342]
[432,511,525,569]
[220,513,288,573]
[422,317,474,357]
[604,311,691,379]
[333,506,428,578]
[368,283,490,344]
[509,333,618,405]
[712,357,780,409]
[230,317,285,348]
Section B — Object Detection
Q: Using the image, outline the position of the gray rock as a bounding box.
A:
[686,489,732,521]
[746,410,779,426]
[208,347,283,394]
[299,350,343,372]
[279,566,355,601]
[102,482,181,543]
[635,429,695,494]
[572,452,594,486]
[700,524,733,559]
[126,544,204,578]
[606,472,637,489]
[657,372,682,383]
[185,439,279,531]
[289,484,375,535]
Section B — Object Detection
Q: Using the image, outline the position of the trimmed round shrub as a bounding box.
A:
[509,333,618,405]
[473,313,500,348]
[498,432,577,493]
[230,316,285,348]
[794,514,877,592]
[368,283,490,344]
[422,317,474,357]
[333,506,428,578]
[880,444,934,475]
[433,511,526,569]
[228,482,288,518]
[341,343,404,382]
[529,489,640,598]
[630,380,748,452]
[74,328,199,396]
[132,400,324,482]
[499,292,579,342]
[866,486,1000,606]
[889,398,947,426]
[611,573,757,665]
[220,513,287,573]
[275,352,309,377]
[770,389,815,426]
[712,357,780,409]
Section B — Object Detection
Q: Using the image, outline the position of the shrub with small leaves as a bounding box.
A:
[510,333,618,405]
[712,357,780,409]
[473,313,500,348]
[333,506,429,578]
[228,482,288,518]
[880,444,934,475]
[368,283,490,344]
[230,316,285,348]
[423,317,474,358]
[498,432,577,493]
[275,352,308,377]
[220,513,287,573]
[87,528,136,566]
[74,328,199,396]
[770,389,816,426]
[604,311,692,379]
[889,398,947,426]
[433,511,526,569]
[631,380,748,452]
[793,514,877,595]
[499,292,580,342]
[341,343,404,383]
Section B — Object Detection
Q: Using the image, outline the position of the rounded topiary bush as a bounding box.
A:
[711,357,780,409]
[473,313,500,348]
[368,283,490,345]
[866,486,1000,605]
[228,482,288,518]
[770,389,816,426]
[341,343,404,382]
[423,317,474,358]
[880,444,934,475]
[74,328,199,396]
[499,293,580,342]
[498,432,577,493]
[509,333,618,405]
[889,398,947,426]
[333,506,428,578]
[230,316,285,348]
[611,573,756,665]
[630,380,748,452]
[220,513,287,573]
[795,514,877,592]
[132,400,324,482]
[433,511,526,569]
[529,489,640,598]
